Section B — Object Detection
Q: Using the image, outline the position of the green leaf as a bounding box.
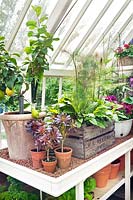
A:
[12,53,20,57]
[24,47,33,54]
[0,36,5,41]
[39,15,48,23]
[28,31,34,37]
[26,20,37,29]
[32,5,42,17]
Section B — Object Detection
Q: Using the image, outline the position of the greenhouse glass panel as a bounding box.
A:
[81,0,132,55]
[94,2,133,56]
[54,0,108,61]
[10,0,58,57]
[0,0,26,41]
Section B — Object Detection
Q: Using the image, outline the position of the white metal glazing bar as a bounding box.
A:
[106,14,133,50]
[88,0,131,55]
[5,0,32,50]
[47,0,74,33]
[65,0,114,67]
[50,0,93,64]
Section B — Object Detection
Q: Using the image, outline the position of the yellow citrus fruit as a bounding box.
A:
[0,90,5,99]
[5,87,14,96]
[31,108,39,119]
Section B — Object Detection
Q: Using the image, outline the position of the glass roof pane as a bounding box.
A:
[56,0,108,55]
[82,0,129,54]
[10,0,58,57]
[0,0,26,41]
[94,2,133,56]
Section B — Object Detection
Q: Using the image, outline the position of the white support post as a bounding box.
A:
[76,181,84,200]
[125,151,131,200]
[58,77,63,100]
[40,190,43,200]
[41,77,46,110]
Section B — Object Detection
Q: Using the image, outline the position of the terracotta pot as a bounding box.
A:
[42,157,57,173]
[119,155,125,171]
[0,111,45,160]
[54,147,72,169]
[109,159,120,179]
[30,149,46,169]
[93,164,111,188]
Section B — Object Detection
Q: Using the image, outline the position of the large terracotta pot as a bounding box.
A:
[0,111,45,160]
[54,147,72,169]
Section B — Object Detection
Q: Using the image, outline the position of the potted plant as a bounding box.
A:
[51,113,73,169]
[114,38,133,66]
[46,54,117,160]
[105,95,133,137]
[0,6,58,160]
[26,119,46,169]
[0,35,45,160]
[41,125,61,173]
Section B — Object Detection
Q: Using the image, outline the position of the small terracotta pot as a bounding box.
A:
[93,164,111,188]
[42,157,57,173]
[109,159,120,179]
[54,147,72,169]
[30,149,46,169]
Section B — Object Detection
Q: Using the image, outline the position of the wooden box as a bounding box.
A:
[65,123,115,159]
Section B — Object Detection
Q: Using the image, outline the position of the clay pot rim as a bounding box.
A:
[0,111,46,120]
[42,156,57,163]
[30,149,45,153]
[115,119,132,124]
[54,146,72,153]
[111,159,120,165]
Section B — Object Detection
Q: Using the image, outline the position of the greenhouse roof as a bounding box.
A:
[0,0,133,71]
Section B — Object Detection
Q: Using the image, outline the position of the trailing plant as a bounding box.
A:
[0,176,39,200]
[105,95,133,120]
[23,5,59,105]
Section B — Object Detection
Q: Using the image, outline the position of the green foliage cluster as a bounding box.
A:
[24,6,59,104]
[0,176,39,200]
[45,77,73,105]
[0,36,26,111]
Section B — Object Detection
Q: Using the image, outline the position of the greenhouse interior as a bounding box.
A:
[0,0,133,199]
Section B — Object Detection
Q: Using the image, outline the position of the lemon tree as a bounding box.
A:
[0,36,26,112]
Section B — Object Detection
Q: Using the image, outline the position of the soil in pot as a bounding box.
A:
[54,147,72,169]
[42,157,57,173]
[109,159,120,179]
[93,164,111,188]
[30,149,46,169]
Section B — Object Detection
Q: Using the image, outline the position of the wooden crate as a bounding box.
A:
[65,123,115,159]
